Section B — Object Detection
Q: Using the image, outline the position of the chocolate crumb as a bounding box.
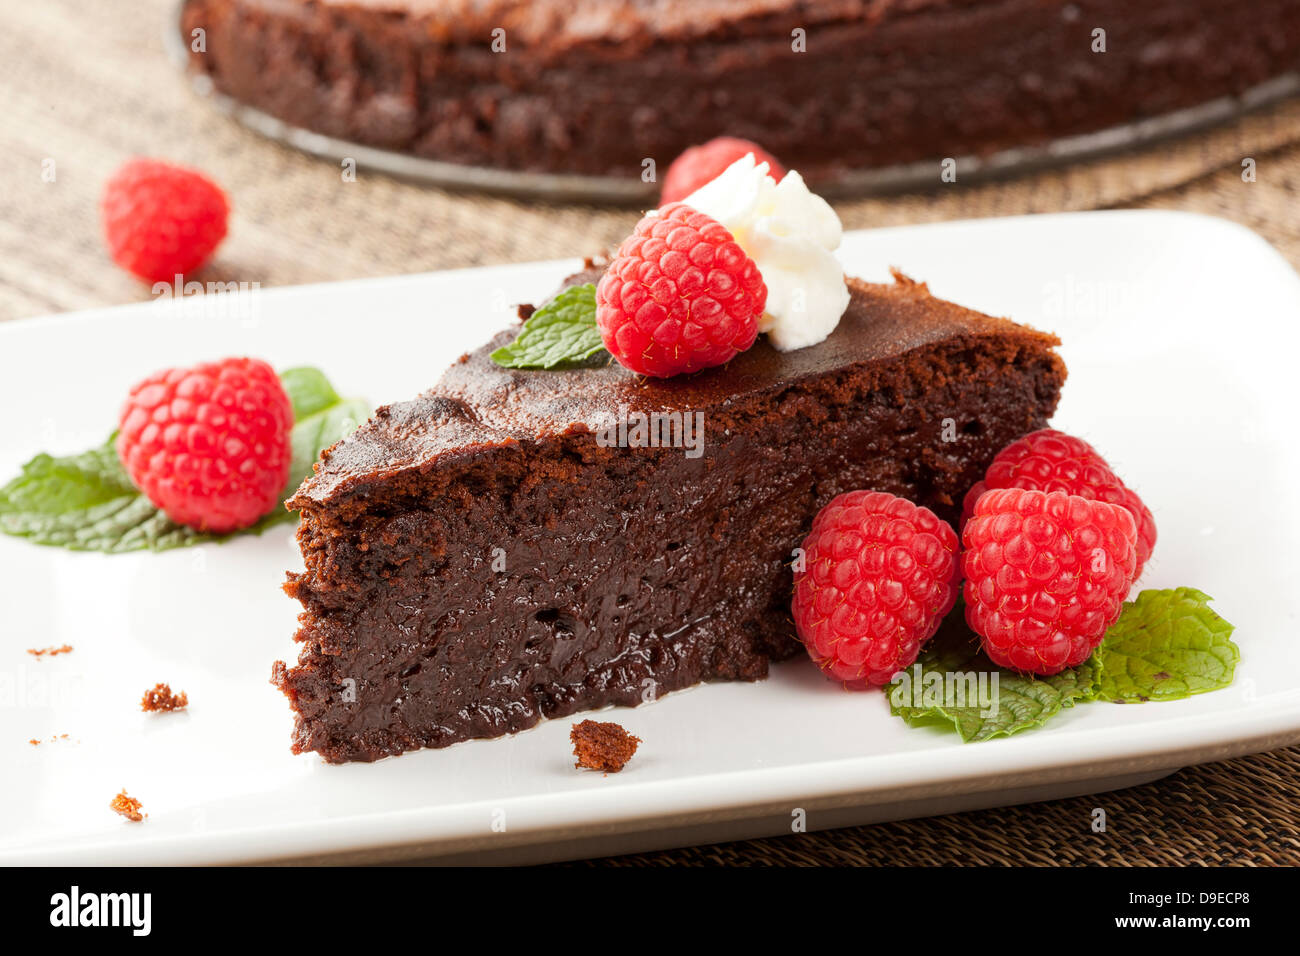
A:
[570,719,640,773]
[110,790,146,822]
[26,644,73,658]
[141,683,188,712]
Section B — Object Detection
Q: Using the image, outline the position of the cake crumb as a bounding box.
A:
[570,719,640,773]
[110,790,146,822]
[26,644,73,658]
[28,734,71,746]
[140,683,188,712]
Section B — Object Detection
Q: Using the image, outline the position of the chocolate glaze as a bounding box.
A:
[181,0,1300,178]
[277,271,1065,762]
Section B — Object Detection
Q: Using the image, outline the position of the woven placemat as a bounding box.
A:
[562,748,1300,867]
[2,0,1298,865]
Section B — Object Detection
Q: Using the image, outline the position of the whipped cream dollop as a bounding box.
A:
[683,154,849,351]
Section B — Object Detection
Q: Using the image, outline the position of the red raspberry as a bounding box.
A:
[101,158,229,283]
[116,357,293,533]
[963,488,1138,675]
[962,428,1157,577]
[792,491,961,689]
[661,137,787,203]
[596,202,765,378]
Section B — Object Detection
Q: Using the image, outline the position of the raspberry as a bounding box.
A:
[962,428,1157,577]
[595,202,765,378]
[661,137,787,204]
[963,488,1138,675]
[116,357,293,533]
[791,490,961,688]
[101,158,229,283]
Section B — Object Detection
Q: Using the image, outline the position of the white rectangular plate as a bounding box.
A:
[3,210,1299,866]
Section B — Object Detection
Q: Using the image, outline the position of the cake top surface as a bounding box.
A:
[291,269,1061,507]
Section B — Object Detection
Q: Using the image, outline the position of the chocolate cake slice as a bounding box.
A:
[275,270,1065,762]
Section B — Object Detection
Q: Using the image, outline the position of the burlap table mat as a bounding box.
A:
[2,0,1297,865]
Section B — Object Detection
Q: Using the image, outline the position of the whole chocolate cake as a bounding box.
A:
[274,269,1066,762]
[179,0,1300,179]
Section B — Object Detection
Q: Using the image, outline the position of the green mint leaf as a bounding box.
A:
[0,437,172,553]
[489,283,609,369]
[280,366,343,419]
[1094,588,1239,703]
[889,608,1102,742]
[0,368,368,554]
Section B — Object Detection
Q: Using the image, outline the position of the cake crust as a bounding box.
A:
[293,270,1061,506]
